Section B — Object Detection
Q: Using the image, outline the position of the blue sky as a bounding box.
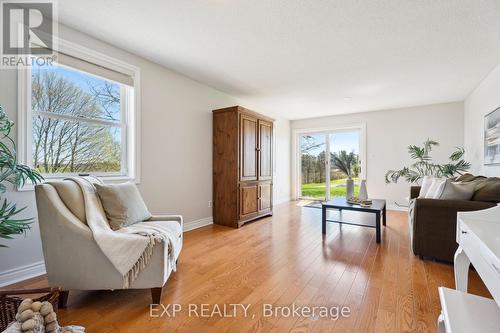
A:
[301,131,359,156]
[331,131,359,153]
[32,63,122,143]
[33,63,121,121]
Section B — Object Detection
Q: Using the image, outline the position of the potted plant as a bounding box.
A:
[385,138,471,184]
[332,150,358,198]
[0,105,43,247]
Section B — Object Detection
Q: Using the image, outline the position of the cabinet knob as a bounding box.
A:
[461,231,467,234]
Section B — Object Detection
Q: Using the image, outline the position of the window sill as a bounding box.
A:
[17,175,139,192]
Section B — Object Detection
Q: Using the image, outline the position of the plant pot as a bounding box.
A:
[346,179,354,198]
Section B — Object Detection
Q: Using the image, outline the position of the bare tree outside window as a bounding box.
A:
[31,64,124,175]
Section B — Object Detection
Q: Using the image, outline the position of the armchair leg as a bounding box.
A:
[151,287,163,304]
[58,290,69,308]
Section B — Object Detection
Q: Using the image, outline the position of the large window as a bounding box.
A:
[31,64,126,175]
[19,41,140,182]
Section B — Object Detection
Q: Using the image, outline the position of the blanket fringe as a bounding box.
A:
[123,234,177,288]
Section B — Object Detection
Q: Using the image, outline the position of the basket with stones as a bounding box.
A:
[2,299,84,333]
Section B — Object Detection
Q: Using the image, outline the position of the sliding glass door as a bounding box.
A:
[299,128,363,201]
[300,134,328,200]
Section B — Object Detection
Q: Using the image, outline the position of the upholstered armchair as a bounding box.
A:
[34,180,183,306]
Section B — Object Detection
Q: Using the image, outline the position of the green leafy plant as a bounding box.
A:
[0,105,43,247]
[331,151,358,179]
[385,139,471,184]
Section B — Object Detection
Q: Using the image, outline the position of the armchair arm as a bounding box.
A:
[411,198,495,261]
[147,214,183,227]
[410,186,421,199]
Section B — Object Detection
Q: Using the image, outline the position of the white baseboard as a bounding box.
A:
[274,196,291,205]
[0,261,46,287]
[183,216,213,232]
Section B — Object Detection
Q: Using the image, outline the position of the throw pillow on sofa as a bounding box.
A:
[95,182,152,230]
[438,179,476,201]
[424,178,446,198]
[455,173,487,183]
[418,175,434,198]
[471,177,500,203]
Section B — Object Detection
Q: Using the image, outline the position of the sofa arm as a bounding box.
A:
[412,198,495,262]
[147,214,183,227]
[410,186,421,199]
[415,198,495,211]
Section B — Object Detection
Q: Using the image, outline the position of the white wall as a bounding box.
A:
[464,63,500,176]
[0,25,291,284]
[291,102,464,209]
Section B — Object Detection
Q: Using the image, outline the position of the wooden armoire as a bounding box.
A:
[212,106,274,228]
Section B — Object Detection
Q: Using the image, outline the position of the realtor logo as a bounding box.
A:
[1,0,56,67]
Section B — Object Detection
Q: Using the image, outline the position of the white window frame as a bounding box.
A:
[291,123,367,200]
[17,36,141,188]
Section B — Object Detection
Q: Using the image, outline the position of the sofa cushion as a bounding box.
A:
[471,177,500,203]
[95,182,152,230]
[152,220,182,244]
[438,179,476,201]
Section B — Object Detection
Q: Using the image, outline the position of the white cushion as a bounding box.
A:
[419,176,434,198]
[425,178,446,199]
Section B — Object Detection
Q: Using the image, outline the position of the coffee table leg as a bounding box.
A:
[322,206,326,234]
[382,204,386,226]
[375,211,381,243]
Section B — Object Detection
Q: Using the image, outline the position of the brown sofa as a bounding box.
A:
[409,174,500,263]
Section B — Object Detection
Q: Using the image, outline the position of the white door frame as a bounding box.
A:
[291,123,367,201]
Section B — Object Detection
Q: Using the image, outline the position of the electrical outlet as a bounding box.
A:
[208,200,212,208]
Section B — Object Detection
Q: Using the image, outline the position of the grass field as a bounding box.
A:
[301,178,359,199]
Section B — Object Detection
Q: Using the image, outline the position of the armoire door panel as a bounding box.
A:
[259,183,272,212]
[240,114,258,181]
[240,184,258,217]
[258,120,273,180]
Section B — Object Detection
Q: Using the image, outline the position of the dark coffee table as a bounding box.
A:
[321,197,386,243]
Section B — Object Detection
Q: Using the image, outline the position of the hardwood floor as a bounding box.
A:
[6,201,490,332]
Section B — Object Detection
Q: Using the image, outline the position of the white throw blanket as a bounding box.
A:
[66,177,177,288]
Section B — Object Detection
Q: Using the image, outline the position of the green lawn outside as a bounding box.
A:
[301,178,359,199]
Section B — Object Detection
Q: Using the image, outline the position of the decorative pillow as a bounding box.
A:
[424,178,446,199]
[455,173,475,182]
[471,177,500,203]
[94,182,152,230]
[438,179,476,201]
[455,173,486,183]
[418,176,433,198]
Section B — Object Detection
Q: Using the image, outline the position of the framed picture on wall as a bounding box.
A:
[484,107,500,165]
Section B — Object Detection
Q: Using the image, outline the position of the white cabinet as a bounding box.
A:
[438,206,500,333]
[438,287,500,333]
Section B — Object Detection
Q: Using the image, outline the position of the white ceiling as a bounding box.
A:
[58,1,500,120]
